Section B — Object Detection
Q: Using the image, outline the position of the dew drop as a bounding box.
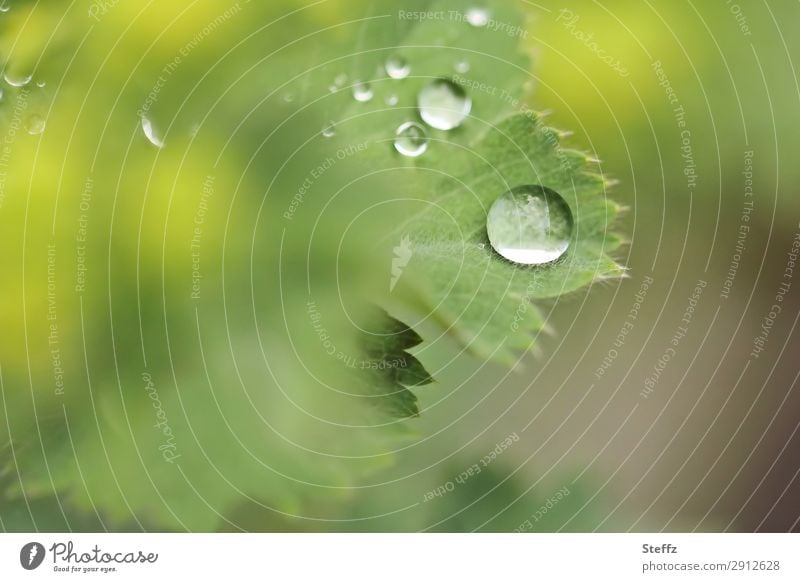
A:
[0,2,9,13]
[393,121,428,158]
[385,55,410,79]
[465,7,490,27]
[486,185,573,265]
[417,78,471,131]
[35,80,46,88]
[24,114,45,135]
[283,92,295,103]
[352,80,373,102]
[385,93,399,106]
[455,58,470,74]
[321,122,336,138]
[4,71,32,87]
[141,116,165,149]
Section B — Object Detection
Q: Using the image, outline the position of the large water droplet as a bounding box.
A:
[141,116,165,149]
[393,121,428,158]
[25,114,45,135]
[321,122,336,138]
[385,55,410,79]
[0,2,10,13]
[417,78,471,130]
[4,70,32,87]
[486,185,573,265]
[352,80,373,102]
[465,7,490,27]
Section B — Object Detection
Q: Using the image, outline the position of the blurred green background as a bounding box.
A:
[1,0,799,531]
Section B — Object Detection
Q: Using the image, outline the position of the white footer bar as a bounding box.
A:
[1,533,797,581]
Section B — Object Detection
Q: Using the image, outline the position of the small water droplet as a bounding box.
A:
[328,84,338,93]
[141,116,165,149]
[321,122,336,138]
[465,7,490,27]
[385,93,399,106]
[352,80,373,102]
[24,114,45,135]
[35,80,46,88]
[4,71,32,87]
[283,92,295,103]
[486,185,573,265]
[385,55,410,79]
[417,78,471,131]
[393,121,428,158]
[455,59,470,74]
[334,73,348,87]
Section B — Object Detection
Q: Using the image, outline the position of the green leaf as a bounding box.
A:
[322,0,624,364]
[390,113,624,364]
[353,307,434,418]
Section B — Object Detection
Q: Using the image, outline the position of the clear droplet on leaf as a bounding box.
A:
[385,55,410,79]
[455,59,470,74]
[141,116,165,149]
[4,70,32,87]
[417,78,471,130]
[25,114,45,135]
[486,185,573,265]
[465,7,490,27]
[393,121,428,158]
[385,93,399,106]
[321,122,336,138]
[352,80,373,102]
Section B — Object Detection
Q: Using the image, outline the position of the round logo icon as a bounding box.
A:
[19,542,46,570]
